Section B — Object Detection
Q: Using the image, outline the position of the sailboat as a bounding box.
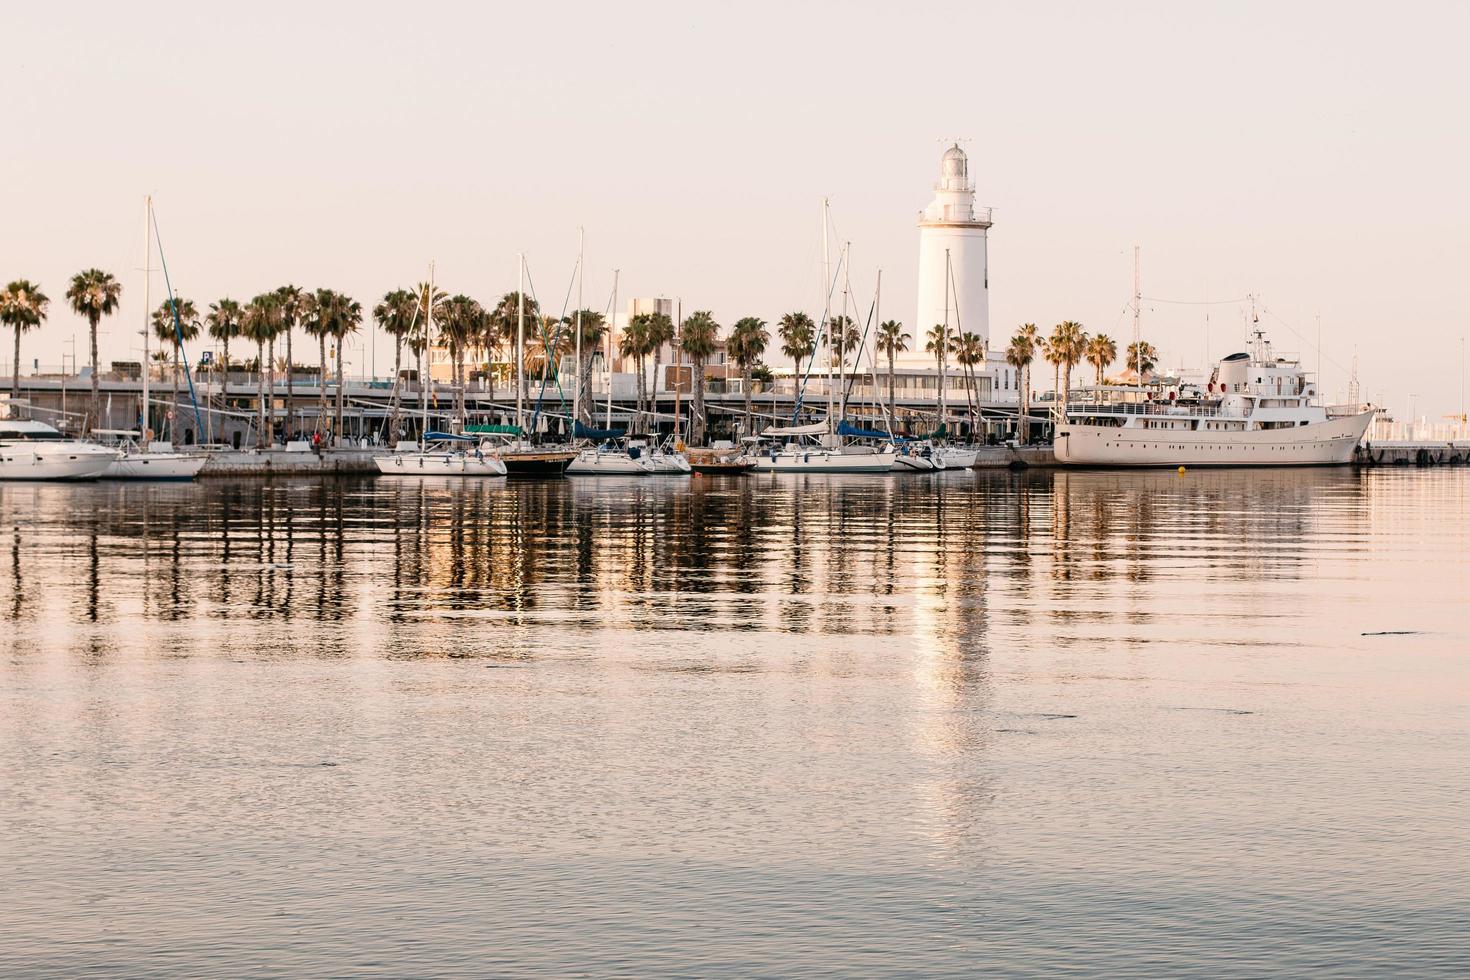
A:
[497,252,578,475]
[95,197,208,481]
[754,204,894,474]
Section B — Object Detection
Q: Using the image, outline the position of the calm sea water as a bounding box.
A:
[2,468,1466,977]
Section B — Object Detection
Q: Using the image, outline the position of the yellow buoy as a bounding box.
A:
[1177,465,1187,475]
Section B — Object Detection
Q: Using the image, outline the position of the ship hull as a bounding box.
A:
[1055,411,1374,467]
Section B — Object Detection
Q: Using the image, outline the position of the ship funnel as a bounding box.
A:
[1217,352,1250,389]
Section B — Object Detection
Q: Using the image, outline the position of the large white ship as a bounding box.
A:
[1055,331,1375,467]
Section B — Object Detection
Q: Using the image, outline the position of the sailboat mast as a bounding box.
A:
[607,269,618,429]
[823,197,832,434]
[141,195,151,439]
[840,241,851,420]
[574,227,584,429]
[1132,244,1141,376]
[422,261,433,437]
[941,248,950,430]
[516,253,525,437]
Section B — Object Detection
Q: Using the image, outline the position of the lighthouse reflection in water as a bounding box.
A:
[1,471,1466,975]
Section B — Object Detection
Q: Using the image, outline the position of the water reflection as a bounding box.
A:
[2,469,1468,975]
[0,468,1380,649]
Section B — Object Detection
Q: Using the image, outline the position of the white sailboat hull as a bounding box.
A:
[102,452,207,480]
[1055,411,1374,467]
[373,453,508,477]
[753,449,897,473]
[0,442,120,481]
[935,448,978,469]
[649,452,692,473]
[890,454,938,472]
[565,450,657,475]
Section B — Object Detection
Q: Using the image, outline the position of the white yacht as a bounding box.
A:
[566,443,657,475]
[752,423,897,473]
[94,430,207,480]
[0,419,121,480]
[1055,332,1375,467]
[373,433,508,477]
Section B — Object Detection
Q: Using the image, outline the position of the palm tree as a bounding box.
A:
[619,312,651,422]
[328,291,363,440]
[952,331,985,427]
[151,297,200,441]
[643,311,675,418]
[65,269,122,432]
[679,310,719,446]
[491,291,540,404]
[437,294,471,423]
[727,316,769,434]
[414,283,447,431]
[566,308,608,425]
[925,322,953,432]
[206,298,242,443]
[1047,321,1088,420]
[778,312,816,396]
[1006,324,1037,442]
[1086,334,1118,386]
[522,315,563,381]
[275,285,306,437]
[1126,340,1158,379]
[374,288,418,442]
[240,294,279,447]
[1,280,49,403]
[875,319,909,427]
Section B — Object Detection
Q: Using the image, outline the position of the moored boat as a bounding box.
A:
[1055,332,1376,467]
[0,420,121,481]
[93,430,207,480]
[373,433,508,477]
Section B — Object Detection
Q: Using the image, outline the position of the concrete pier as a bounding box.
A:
[1357,441,1470,467]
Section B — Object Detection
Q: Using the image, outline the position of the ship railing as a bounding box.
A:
[1066,400,1224,419]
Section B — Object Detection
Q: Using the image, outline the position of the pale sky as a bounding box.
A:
[4,1,1468,419]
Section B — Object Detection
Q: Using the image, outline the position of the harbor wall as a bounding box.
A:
[198,448,378,477]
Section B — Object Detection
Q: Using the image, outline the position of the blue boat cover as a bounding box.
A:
[424,430,477,442]
[838,421,905,441]
[574,421,627,440]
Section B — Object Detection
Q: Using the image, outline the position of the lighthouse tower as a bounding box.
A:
[914,144,991,350]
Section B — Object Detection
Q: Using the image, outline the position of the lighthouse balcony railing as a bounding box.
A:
[917,206,993,224]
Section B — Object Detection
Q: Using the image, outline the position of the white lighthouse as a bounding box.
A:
[914,144,992,349]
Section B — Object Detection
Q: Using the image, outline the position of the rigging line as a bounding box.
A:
[1259,306,1352,377]
[148,206,204,440]
[1139,296,1249,306]
[841,295,880,417]
[527,256,578,432]
[790,248,847,421]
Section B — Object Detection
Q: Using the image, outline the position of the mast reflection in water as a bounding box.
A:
[1,471,1467,975]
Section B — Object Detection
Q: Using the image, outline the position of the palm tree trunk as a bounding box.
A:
[318,334,328,440]
[742,365,752,436]
[1020,364,1029,443]
[651,348,662,427]
[692,356,705,446]
[88,316,100,432]
[335,336,345,443]
[887,351,896,429]
[12,326,21,402]
[171,344,181,442]
[256,340,267,448]
[415,348,423,440]
[266,338,276,445]
[285,329,293,440]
